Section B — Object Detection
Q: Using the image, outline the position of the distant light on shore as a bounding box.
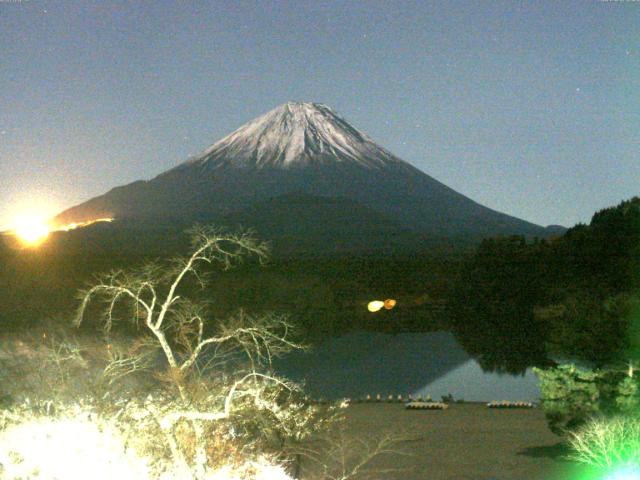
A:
[367,301,385,312]
[367,299,397,312]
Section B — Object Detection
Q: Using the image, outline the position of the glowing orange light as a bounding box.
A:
[56,218,114,232]
[7,215,114,248]
[12,215,50,246]
[367,299,397,313]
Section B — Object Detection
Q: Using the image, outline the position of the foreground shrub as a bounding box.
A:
[0,403,304,480]
[0,399,151,480]
[567,415,640,468]
[534,365,638,434]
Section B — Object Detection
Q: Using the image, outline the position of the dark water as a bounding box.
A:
[274,331,540,402]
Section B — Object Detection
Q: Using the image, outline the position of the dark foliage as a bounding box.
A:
[534,364,640,435]
[448,236,553,374]
[0,224,459,341]
[449,197,640,372]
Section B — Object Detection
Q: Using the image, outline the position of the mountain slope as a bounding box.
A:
[55,102,550,243]
[222,192,427,255]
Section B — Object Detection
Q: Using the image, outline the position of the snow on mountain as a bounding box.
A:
[187,102,406,170]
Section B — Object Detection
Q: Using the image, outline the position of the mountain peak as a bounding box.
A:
[55,101,549,242]
[281,100,327,111]
[186,102,405,170]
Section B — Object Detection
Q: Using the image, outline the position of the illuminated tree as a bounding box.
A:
[75,226,329,478]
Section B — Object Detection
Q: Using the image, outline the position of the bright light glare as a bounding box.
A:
[0,413,293,480]
[368,300,385,312]
[7,215,114,247]
[605,468,640,480]
[12,215,50,246]
[0,415,150,480]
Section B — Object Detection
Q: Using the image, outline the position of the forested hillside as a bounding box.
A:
[449,197,640,373]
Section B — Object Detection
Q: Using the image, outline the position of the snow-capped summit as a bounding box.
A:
[188,102,405,170]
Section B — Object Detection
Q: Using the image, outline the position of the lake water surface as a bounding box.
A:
[274,331,541,402]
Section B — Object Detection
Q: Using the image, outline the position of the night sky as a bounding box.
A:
[1,0,638,230]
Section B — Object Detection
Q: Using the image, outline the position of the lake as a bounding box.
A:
[274,331,541,402]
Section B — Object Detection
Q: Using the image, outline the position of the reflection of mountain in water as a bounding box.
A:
[414,361,540,402]
[274,331,468,399]
[274,331,540,402]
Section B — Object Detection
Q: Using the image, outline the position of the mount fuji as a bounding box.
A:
[55,102,556,253]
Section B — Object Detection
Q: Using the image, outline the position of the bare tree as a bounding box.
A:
[76,226,270,389]
[75,226,323,478]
